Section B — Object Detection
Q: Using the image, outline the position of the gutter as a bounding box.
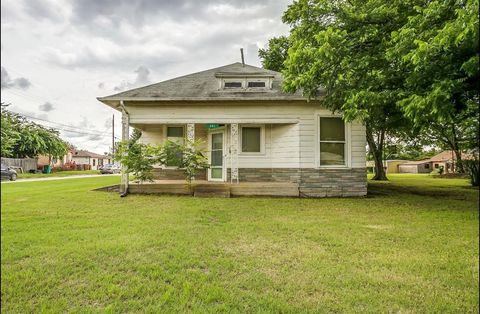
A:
[119,100,129,197]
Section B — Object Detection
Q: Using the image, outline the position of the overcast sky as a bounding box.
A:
[1,0,290,153]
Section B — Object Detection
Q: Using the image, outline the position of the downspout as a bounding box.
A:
[119,100,130,197]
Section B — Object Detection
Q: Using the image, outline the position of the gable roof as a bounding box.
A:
[97,63,316,107]
[429,150,457,162]
[71,150,110,159]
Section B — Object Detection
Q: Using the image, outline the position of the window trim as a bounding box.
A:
[162,125,186,169]
[222,79,243,89]
[239,124,265,155]
[246,79,268,89]
[315,114,351,168]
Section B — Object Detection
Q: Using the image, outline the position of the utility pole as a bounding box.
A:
[112,114,115,156]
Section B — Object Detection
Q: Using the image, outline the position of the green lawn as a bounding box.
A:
[1,174,478,312]
[17,170,100,179]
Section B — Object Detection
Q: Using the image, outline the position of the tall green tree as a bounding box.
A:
[0,104,68,158]
[269,0,421,180]
[258,36,291,72]
[388,0,479,168]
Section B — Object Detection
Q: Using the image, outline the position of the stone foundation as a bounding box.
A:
[152,167,366,197]
[152,168,207,180]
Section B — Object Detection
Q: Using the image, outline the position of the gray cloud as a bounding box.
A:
[2,0,290,152]
[22,0,65,22]
[114,66,152,91]
[39,101,55,112]
[1,66,31,90]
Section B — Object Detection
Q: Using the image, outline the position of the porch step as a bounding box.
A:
[194,184,230,198]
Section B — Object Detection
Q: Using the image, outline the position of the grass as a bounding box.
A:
[1,174,478,312]
[17,170,100,179]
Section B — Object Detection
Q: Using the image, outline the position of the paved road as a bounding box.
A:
[2,174,120,183]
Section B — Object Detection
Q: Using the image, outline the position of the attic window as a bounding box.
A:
[247,81,266,88]
[224,82,242,88]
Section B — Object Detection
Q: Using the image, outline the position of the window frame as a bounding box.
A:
[246,79,268,89]
[315,114,351,168]
[222,79,243,89]
[239,124,265,155]
[162,125,186,168]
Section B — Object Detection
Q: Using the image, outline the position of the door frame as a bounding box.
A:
[207,128,226,182]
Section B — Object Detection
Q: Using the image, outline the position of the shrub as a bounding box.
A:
[114,140,160,184]
[459,159,479,187]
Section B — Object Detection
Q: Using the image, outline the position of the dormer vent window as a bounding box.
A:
[224,81,242,88]
[247,81,266,88]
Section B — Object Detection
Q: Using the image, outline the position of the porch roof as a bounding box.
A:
[129,118,299,125]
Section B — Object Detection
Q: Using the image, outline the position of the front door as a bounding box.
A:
[208,131,225,181]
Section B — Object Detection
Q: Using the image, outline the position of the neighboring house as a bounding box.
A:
[98,62,367,197]
[38,151,74,168]
[429,150,461,173]
[398,160,432,174]
[71,150,112,170]
[366,159,410,174]
[396,150,470,174]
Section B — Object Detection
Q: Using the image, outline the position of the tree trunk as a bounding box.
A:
[366,127,388,181]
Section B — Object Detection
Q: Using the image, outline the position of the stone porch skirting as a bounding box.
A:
[152,168,367,197]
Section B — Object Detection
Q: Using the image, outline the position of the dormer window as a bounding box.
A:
[224,81,242,88]
[247,81,266,88]
[216,72,274,90]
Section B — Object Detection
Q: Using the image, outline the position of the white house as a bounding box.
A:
[71,150,112,170]
[98,63,367,197]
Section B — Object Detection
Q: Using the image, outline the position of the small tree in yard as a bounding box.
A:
[179,140,209,187]
[157,139,209,188]
[114,140,159,184]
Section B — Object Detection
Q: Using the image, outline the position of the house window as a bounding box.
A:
[319,117,346,166]
[435,163,439,168]
[224,81,242,88]
[241,126,263,153]
[167,126,184,141]
[424,163,430,169]
[92,159,96,166]
[247,81,266,88]
[166,126,185,166]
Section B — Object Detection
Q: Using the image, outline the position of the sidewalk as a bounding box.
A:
[2,174,120,183]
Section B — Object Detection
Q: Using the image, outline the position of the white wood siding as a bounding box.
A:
[130,101,366,169]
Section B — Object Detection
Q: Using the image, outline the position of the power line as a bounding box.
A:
[7,109,115,137]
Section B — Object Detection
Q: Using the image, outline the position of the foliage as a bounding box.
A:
[157,140,209,186]
[1,103,68,158]
[263,0,425,180]
[114,140,159,183]
[130,128,142,142]
[116,139,208,185]
[388,0,479,163]
[0,104,20,156]
[178,140,209,186]
[459,158,479,186]
[258,36,290,72]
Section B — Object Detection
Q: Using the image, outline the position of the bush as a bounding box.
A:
[459,159,479,186]
[115,139,208,186]
[114,140,160,183]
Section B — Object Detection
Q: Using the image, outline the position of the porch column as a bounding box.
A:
[230,123,239,183]
[186,123,195,180]
[120,104,129,194]
[186,123,195,143]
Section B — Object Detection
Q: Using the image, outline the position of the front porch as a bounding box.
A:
[128,180,300,197]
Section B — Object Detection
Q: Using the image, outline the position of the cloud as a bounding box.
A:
[1,66,31,90]
[114,66,152,91]
[39,101,55,112]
